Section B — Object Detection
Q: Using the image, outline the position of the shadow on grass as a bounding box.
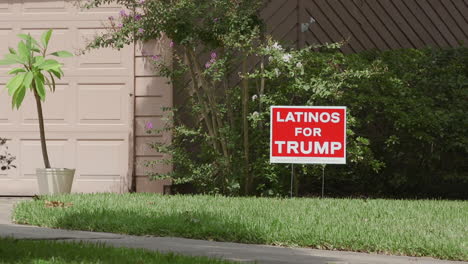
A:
[27,208,341,264]
[0,236,237,264]
[52,209,271,243]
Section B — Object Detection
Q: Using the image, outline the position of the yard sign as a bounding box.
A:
[270,106,346,164]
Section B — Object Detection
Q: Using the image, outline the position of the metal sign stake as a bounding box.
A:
[290,164,294,198]
[321,165,325,198]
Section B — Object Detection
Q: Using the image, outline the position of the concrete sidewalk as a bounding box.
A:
[0,198,466,264]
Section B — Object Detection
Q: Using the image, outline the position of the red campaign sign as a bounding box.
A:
[270,106,346,164]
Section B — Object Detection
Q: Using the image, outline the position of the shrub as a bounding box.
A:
[82,0,467,198]
[249,46,468,198]
[0,138,15,171]
[163,46,468,198]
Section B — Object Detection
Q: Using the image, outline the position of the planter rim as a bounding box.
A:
[36,168,75,171]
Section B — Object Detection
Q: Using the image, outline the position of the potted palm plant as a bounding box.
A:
[0,30,74,194]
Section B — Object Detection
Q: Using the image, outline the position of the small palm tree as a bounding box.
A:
[0,30,72,168]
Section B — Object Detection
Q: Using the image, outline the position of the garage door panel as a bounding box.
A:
[78,83,126,124]
[0,90,15,124]
[21,84,71,124]
[0,180,37,195]
[77,140,124,175]
[21,0,67,14]
[72,179,121,193]
[20,139,71,176]
[78,29,128,66]
[0,28,14,73]
[0,1,13,14]
[0,1,132,195]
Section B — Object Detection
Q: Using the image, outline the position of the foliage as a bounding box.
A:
[0,30,72,109]
[340,47,468,197]
[82,0,467,198]
[0,138,15,171]
[0,30,72,168]
[245,45,467,198]
[14,193,468,261]
[83,0,265,195]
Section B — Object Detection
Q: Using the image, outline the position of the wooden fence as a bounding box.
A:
[262,0,468,53]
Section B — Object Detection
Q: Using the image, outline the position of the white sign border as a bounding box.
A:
[269,105,347,165]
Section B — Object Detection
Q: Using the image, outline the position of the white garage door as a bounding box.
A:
[0,1,133,195]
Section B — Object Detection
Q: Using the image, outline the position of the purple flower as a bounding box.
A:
[145,121,153,130]
[139,0,145,3]
[213,18,219,22]
[119,10,127,17]
[151,55,161,61]
[210,52,217,59]
[117,23,123,28]
[169,41,174,48]
[138,28,145,34]
[205,62,211,68]
[210,58,215,63]
[134,14,142,21]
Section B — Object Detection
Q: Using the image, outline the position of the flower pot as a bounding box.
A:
[36,168,75,194]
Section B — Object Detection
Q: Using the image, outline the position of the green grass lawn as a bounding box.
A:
[13,194,468,261]
[0,237,239,264]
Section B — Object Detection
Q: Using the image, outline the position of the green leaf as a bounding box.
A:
[49,68,62,79]
[12,85,26,109]
[33,56,45,66]
[8,47,16,54]
[6,73,25,96]
[50,51,73,58]
[35,72,46,100]
[41,29,53,48]
[36,59,60,71]
[17,41,30,62]
[47,73,56,92]
[17,34,40,48]
[7,68,26,75]
[23,71,34,90]
[4,53,26,65]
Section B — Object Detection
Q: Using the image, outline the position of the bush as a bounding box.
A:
[340,48,468,198]
[164,46,468,198]
[0,138,15,171]
[82,0,467,198]
[247,46,467,198]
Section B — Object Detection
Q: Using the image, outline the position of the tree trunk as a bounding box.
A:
[33,87,51,168]
[242,58,251,195]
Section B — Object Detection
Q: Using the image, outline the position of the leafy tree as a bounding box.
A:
[82,0,265,194]
[0,30,72,168]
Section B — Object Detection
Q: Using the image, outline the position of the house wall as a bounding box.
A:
[1,0,466,195]
[133,39,173,193]
[0,0,133,195]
